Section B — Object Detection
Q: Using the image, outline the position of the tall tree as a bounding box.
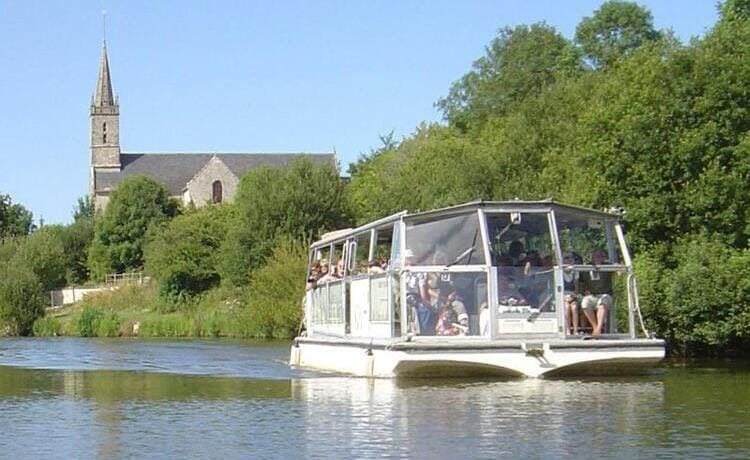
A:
[87,175,178,281]
[437,23,580,130]
[219,158,351,286]
[575,1,661,69]
[0,193,33,238]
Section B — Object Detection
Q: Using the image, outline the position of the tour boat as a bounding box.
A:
[290,200,665,378]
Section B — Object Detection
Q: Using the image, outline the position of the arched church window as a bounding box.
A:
[212,180,223,204]
[103,133,107,143]
[103,122,107,132]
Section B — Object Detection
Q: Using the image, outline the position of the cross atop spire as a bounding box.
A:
[92,41,117,111]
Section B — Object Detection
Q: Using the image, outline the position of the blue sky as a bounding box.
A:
[0,1,719,225]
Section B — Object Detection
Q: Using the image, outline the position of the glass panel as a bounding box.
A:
[486,213,554,267]
[373,225,393,271]
[313,246,331,281]
[369,274,389,322]
[565,267,618,335]
[404,271,486,336]
[350,232,371,276]
[331,243,346,279]
[405,213,485,266]
[328,281,345,324]
[555,211,622,265]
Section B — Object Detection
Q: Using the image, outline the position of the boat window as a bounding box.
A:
[373,225,393,270]
[555,211,622,265]
[313,246,331,279]
[405,213,485,266]
[404,271,486,336]
[331,242,347,278]
[350,232,372,276]
[486,213,554,267]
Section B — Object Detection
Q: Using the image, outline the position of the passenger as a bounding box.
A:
[562,254,581,335]
[335,259,346,278]
[404,249,426,294]
[421,273,443,307]
[306,261,321,290]
[508,240,526,266]
[444,285,467,317]
[580,249,613,335]
[408,293,435,336]
[435,307,460,336]
[368,259,385,274]
[317,259,333,283]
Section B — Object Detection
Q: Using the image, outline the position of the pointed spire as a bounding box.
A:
[93,41,116,108]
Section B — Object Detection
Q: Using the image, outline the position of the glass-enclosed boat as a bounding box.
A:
[290,200,665,378]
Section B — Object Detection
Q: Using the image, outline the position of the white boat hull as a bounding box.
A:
[290,336,665,379]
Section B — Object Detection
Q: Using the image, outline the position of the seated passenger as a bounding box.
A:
[329,258,345,279]
[421,273,444,307]
[306,261,321,290]
[435,307,460,336]
[580,249,613,335]
[317,259,333,283]
[444,285,467,317]
[368,259,385,274]
[508,240,526,266]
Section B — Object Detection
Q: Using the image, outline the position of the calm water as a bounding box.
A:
[1,338,749,459]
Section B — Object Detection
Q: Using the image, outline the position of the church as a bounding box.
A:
[89,42,336,211]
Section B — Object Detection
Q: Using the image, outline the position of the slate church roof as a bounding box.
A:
[94,152,336,194]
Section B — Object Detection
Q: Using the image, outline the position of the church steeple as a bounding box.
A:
[93,41,117,108]
[90,40,121,170]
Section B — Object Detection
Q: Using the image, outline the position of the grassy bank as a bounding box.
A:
[36,282,301,339]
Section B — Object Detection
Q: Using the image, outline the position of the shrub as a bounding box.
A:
[33,316,63,336]
[0,264,45,335]
[241,238,308,338]
[145,204,234,300]
[77,306,105,337]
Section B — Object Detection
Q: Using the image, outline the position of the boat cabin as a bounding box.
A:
[305,200,644,341]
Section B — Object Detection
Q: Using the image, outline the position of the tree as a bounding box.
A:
[145,204,235,300]
[73,195,94,222]
[9,228,66,292]
[437,23,581,130]
[240,238,309,338]
[87,175,178,281]
[219,158,351,286]
[0,263,45,336]
[0,193,33,238]
[575,1,661,69]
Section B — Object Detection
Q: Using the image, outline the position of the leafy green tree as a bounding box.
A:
[0,193,33,238]
[88,175,178,281]
[73,195,94,222]
[437,23,581,130]
[219,158,351,286]
[575,1,661,69]
[0,263,45,336]
[9,228,67,292]
[145,204,235,300]
[240,238,308,338]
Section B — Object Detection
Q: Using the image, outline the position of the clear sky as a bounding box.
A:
[0,1,719,225]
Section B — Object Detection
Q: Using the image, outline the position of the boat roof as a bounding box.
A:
[311,199,621,248]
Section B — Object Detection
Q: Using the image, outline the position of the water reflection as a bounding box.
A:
[1,338,749,459]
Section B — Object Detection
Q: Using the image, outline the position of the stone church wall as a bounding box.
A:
[184,156,239,206]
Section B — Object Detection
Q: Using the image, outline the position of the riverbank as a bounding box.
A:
[33,283,298,339]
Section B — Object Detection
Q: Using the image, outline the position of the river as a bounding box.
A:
[0,338,748,459]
